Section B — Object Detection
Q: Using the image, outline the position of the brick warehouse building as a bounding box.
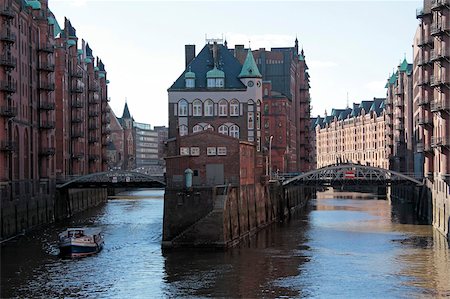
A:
[232,40,312,172]
[0,0,111,239]
[166,40,265,186]
[414,0,449,238]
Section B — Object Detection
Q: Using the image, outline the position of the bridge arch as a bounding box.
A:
[283,164,423,186]
[57,171,166,189]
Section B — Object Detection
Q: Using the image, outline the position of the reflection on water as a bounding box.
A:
[1,188,449,298]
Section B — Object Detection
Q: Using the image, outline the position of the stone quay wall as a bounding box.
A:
[162,182,314,248]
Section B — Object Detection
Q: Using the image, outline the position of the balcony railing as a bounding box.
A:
[417,97,431,106]
[88,154,100,162]
[395,123,405,130]
[0,30,16,43]
[0,140,16,152]
[0,80,17,93]
[88,137,99,144]
[430,49,450,62]
[39,147,56,156]
[39,102,55,110]
[418,36,433,47]
[39,82,55,91]
[71,85,84,93]
[71,117,83,123]
[38,43,54,53]
[71,153,84,160]
[88,83,100,92]
[71,131,84,138]
[431,0,449,10]
[39,121,55,129]
[0,7,15,18]
[431,100,450,112]
[418,117,433,126]
[417,77,430,86]
[0,55,16,68]
[432,136,450,148]
[430,75,450,87]
[71,100,83,108]
[71,70,83,78]
[0,106,17,117]
[431,23,449,36]
[395,99,404,107]
[38,62,55,72]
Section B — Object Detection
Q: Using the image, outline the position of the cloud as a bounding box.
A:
[308,60,338,69]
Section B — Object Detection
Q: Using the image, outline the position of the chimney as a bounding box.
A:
[185,45,196,68]
[234,44,245,63]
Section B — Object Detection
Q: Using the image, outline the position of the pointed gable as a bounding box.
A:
[239,49,262,78]
[122,102,131,119]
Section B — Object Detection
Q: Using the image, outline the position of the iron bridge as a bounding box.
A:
[57,170,166,189]
[282,164,423,186]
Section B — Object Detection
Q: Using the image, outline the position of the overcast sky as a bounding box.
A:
[49,0,422,126]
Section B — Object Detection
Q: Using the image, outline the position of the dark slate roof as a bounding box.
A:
[97,58,106,71]
[122,102,131,119]
[338,108,352,120]
[86,43,93,58]
[61,17,76,38]
[360,101,373,113]
[169,43,246,90]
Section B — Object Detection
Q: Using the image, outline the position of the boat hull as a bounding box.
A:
[59,243,103,257]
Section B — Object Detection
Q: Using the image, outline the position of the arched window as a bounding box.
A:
[204,124,213,131]
[193,99,202,116]
[230,99,239,116]
[229,125,240,138]
[218,125,228,135]
[178,99,188,116]
[204,99,214,116]
[219,99,228,116]
[179,125,188,136]
[193,124,203,133]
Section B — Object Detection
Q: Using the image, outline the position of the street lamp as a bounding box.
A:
[269,135,274,180]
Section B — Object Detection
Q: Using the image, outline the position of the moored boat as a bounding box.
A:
[58,227,104,257]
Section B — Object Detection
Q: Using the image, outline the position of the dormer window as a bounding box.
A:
[186,78,195,88]
[184,67,196,88]
[206,66,225,88]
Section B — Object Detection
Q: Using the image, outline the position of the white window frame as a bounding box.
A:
[219,99,228,116]
[204,124,213,131]
[217,147,227,156]
[180,147,190,156]
[178,99,188,116]
[230,99,239,116]
[185,78,195,88]
[193,124,203,133]
[229,124,240,139]
[207,147,216,156]
[193,99,202,116]
[216,78,224,88]
[207,78,215,88]
[204,99,214,116]
[190,147,200,156]
[179,125,188,136]
[218,124,228,135]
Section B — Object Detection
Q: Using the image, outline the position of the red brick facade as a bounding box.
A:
[165,131,261,188]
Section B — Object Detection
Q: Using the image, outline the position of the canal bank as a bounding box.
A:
[162,182,315,248]
[1,188,107,242]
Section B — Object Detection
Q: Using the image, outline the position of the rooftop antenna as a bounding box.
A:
[346,92,349,109]
[249,40,251,49]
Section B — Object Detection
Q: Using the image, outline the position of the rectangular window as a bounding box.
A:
[217,147,227,156]
[207,147,216,156]
[180,147,190,156]
[190,147,200,156]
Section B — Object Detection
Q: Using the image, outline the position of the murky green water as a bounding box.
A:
[1,189,449,298]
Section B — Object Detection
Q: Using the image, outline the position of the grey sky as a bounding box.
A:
[50,0,422,126]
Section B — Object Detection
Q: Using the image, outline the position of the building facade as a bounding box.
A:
[0,0,111,239]
[168,41,263,149]
[415,0,449,238]
[315,99,388,170]
[232,40,312,172]
[54,18,111,177]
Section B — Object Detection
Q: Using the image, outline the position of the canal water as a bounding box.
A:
[1,189,449,298]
